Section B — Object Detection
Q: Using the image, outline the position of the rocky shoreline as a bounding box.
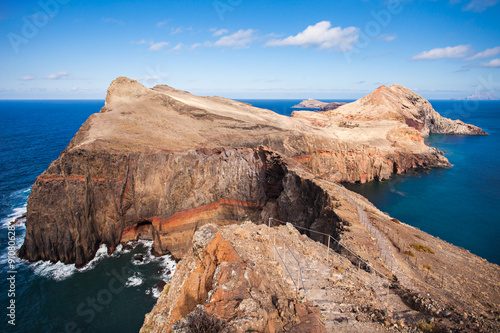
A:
[18,77,498,332]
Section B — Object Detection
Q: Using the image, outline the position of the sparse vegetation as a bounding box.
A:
[411,244,435,254]
[423,265,432,270]
[338,121,360,128]
[416,319,446,333]
[404,250,415,257]
[174,306,228,333]
[416,320,434,332]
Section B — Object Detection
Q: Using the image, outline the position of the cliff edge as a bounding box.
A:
[19,77,484,268]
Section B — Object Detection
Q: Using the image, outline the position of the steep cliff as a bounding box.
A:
[19,77,485,267]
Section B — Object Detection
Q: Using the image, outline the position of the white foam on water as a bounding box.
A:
[151,287,161,298]
[2,203,27,228]
[125,273,144,288]
[30,260,78,281]
[78,244,110,272]
[29,244,111,281]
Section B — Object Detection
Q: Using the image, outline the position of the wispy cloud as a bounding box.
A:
[212,28,228,36]
[101,17,124,26]
[377,34,396,42]
[170,27,183,35]
[213,29,256,49]
[411,44,471,60]
[465,46,500,61]
[477,58,500,67]
[156,20,168,28]
[265,21,359,51]
[20,75,36,81]
[45,72,69,79]
[172,43,183,51]
[463,0,499,12]
[149,42,169,51]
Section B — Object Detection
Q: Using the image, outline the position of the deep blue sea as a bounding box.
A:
[0,99,499,332]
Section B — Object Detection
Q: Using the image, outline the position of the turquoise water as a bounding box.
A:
[0,99,498,332]
[344,101,500,265]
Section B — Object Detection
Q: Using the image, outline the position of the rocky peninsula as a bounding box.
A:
[291,99,329,109]
[19,77,498,332]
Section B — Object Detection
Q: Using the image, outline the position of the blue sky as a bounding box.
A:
[1,0,499,99]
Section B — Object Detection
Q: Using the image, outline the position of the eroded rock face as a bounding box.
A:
[19,77,485,266]
[141,224,325,333]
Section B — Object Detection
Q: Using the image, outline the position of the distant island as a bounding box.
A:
[291,99,328,108]
[292,98,347,111]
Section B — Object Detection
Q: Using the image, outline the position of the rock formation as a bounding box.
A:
[326,84,487,136]
[141,223,325,333]
[18,77,497,331]
[19,77,484,269]
[318,101,347,111]
[291,99,328,108]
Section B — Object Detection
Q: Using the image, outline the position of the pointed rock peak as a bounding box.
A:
[105,76,151,105]
[152,84,193,96]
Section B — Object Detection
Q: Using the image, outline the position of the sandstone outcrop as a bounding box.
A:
[19,77,484,268]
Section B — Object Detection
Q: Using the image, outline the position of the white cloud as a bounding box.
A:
[172,43,183,51]
[45,72,69,79]
[377,34,396,42]
[411,44,471,60]
[214,29,256,49]
[463,0,499,12]
[478,58,500,67]
[213,28,228,36]
[191,43,202,49]
[466,46,500,61]
[170,27,183,35]
[156,20,168,28]
[265,21,359,51]
[20,75,35,81]
[149,42,169,51]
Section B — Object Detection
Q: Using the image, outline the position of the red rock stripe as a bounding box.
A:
[37,176,123,183]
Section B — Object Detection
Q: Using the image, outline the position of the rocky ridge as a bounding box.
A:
[16,77,497,332]
[19,77,484,268]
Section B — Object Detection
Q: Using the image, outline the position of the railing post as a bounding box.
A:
[297,265,300,298]
[327,236,331,264]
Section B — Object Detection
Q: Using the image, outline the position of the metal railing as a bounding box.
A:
[269,217,391,281]
[267,218,306,298]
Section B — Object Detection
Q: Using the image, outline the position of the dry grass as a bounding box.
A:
[411,244,435,254]
[404,250,415,257]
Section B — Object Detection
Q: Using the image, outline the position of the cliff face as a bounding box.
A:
[141,224,325,333]
[19,77,484,267]
[327,84,487,136]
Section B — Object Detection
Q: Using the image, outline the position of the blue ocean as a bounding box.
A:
[0,99,499,332]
